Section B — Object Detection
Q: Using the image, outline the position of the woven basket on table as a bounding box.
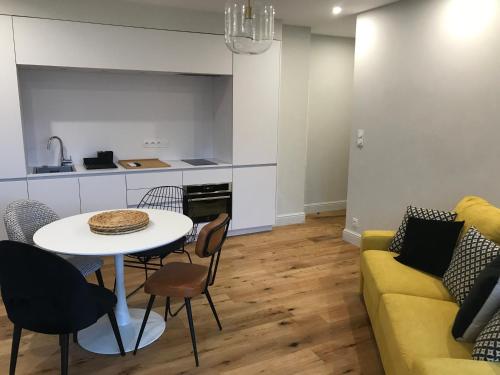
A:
[88,210,149,235]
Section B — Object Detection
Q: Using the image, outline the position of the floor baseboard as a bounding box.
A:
[275,212,306,226]
[304,200,346,214]
[342,228,361,246]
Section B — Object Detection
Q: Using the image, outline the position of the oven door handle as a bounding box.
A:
[187,190,232,196]
[188,195,231,202]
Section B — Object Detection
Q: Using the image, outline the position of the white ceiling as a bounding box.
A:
[121,0,400,37]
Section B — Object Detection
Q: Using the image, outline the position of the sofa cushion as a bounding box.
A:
[455,196,500,244]
[453,255,500,342]
[413,358,500,375]
[378,294,473,375]
[443,227,500,305]
[473,309,500,362]
[395,217,464,277]
[361,250,452,317]
[388,206,457,253]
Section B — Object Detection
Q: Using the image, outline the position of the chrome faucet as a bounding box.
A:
[47,136,72,166]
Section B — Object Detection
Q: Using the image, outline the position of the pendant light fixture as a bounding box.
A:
[225,0,275,55]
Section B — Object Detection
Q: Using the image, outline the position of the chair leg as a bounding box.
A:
[59,334,69,375]
[108,311,126,356]
[95,269,105,287]
[164,297,170,323]
[134,295,156,355]
[184,248,193,264]
[9,325,22,375]
[204,289,222,331]
[72,331,78,344]
[185,298,199,367]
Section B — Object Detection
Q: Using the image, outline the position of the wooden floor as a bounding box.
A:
[0,212,384,374]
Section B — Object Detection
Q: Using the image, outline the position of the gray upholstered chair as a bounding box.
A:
[3,199,105,285]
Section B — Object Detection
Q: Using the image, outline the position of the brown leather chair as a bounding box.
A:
[133,213,230,366]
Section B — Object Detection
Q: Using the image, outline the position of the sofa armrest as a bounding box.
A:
[361,230,395,252]
[413,358,500,375]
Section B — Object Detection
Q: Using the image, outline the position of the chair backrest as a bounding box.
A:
[137,186,184,213]
[0,241,100,334]
[4,199,59,244]
[195,214,230,288]
[195,213,230,258]
[137,186,197,244]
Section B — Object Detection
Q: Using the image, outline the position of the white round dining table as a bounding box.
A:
[33,208,193,355]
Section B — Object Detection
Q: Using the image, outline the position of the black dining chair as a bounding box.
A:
[0,240,125,375]
[124,186,197,297]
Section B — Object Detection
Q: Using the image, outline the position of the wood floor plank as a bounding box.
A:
[0,211,384,374]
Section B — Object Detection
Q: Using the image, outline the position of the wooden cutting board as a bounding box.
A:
[118,158,171,169]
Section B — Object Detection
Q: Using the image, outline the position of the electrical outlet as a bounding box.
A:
[352,217,360,228]
[143,139,168,148]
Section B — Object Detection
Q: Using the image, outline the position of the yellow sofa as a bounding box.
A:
[360,196,500,375]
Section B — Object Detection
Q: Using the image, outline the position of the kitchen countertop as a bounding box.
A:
[27,159,232,179]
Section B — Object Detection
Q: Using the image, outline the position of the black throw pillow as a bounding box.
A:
[453,255,500,342]
[395,217,464,277]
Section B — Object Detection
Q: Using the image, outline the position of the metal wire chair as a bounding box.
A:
[124,186,197,297]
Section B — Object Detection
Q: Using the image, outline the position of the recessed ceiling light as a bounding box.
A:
[332,6,343,15]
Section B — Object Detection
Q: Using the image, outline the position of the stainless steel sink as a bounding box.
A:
[33,165,75,174]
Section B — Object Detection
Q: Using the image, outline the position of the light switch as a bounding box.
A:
[356,129,365,148]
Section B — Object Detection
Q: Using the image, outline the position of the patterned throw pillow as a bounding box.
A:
[443,227,500,305]
[388,206,458,253]
[472,309,500,361]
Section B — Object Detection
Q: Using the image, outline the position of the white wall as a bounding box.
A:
[345,0,500,239]
[276,25,311,225]
[305,35,354,213]
[19,69,229,166]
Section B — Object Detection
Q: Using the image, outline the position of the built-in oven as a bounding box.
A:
[183,183,232,224]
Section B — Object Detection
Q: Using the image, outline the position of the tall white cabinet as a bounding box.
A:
[232,166,277,230]
[232,41,281,165]
[0,16,27,179]
[232,42,281,231]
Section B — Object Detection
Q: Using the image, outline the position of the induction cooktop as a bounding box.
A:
[182,159,218,166]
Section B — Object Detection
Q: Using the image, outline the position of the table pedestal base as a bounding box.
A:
[78,308,165,354]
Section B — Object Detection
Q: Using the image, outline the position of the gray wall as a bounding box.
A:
[345,0,500,240]
[305,35,354,213]
[19,69,224,166]
[276,25,311,224]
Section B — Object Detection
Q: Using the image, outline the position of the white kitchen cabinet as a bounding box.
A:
[0,16,27,179]
[126,171,182,190]
[0,180,28,240]
[27,177,81,218]
[13,17,232,75]
[126,189,151,207]
[233,41,281,165]
[231,166,276,230]
[79,175,127,213]
[182,168,232,185]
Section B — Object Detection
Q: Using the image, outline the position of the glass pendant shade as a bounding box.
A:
[225,0,275,55]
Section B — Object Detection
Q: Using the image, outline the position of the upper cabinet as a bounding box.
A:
[233,41,281,166]
[13,17,232,75]
[0,16,27,179]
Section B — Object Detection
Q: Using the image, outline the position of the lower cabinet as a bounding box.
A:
[79,174,127,213]
[0,180,28,240]
[231,165,276,231]
[27,177,81,218]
